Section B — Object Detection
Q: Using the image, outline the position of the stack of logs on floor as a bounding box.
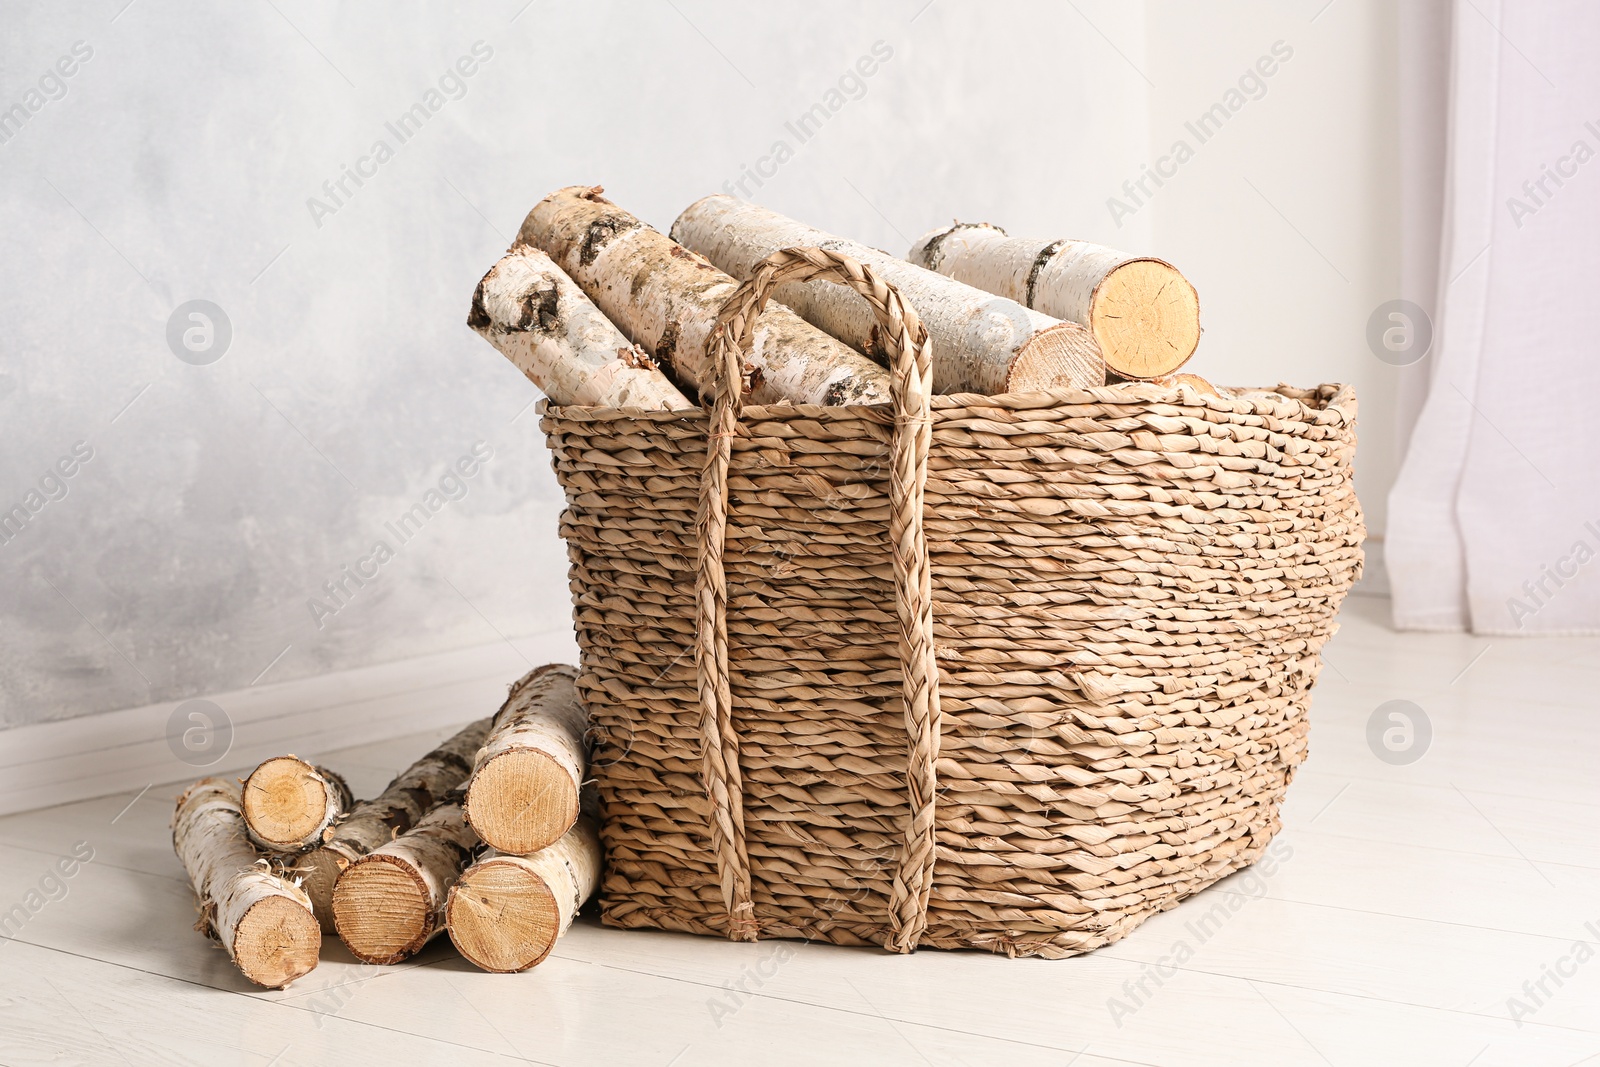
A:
[170,664,600,988]
[470,185,1219,412]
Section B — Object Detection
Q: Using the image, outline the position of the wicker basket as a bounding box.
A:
[539,248,1364,958]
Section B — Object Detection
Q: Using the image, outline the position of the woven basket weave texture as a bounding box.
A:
[539,248,1364,958]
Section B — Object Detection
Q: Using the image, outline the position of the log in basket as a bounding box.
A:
[539,247,1365,958]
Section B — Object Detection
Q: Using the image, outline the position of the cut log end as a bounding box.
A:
[332,855,432,965]
[1091,259,1201,379]
[446,859,562,972]
[241,757,347,852]
[1164,372,1219,397]
[465,748,580,856]
[299,846,350,934]
[1007,322,1108,394]
[233,895,321,989]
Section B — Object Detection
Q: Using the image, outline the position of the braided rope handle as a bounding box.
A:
[696,246,942,953]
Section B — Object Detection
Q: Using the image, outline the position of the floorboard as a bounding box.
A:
[1,597,1596,1066]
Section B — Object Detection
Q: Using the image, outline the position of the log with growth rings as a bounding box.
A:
[172,777,320,989]
[907,222,1200,379]
[670,195,1106,395]
[240,756,352,854]
[299,718,492,931]
[332,795,479,965]
[463,663,589,856]
[446,816,602,973]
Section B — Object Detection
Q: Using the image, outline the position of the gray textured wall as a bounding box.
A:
[0,1,1155,726]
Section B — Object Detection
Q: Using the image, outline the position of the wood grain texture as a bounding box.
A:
[170,777,319,988]
[301,718,490,932]
[446,816,601,972]
[463,663,587,855]
[908,222,1200,379]
[332,796,478,965]
[6,600,1600,1066]
[240,756,351,853]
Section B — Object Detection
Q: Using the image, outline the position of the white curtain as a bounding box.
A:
[1388,0,1600,634]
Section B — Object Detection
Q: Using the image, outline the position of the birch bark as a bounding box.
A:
[470,247,692,409]
[517,186,892,406]
[463,664,588,856]
[671,196,1105,395]
[299,718,491,931]
[331,797,479,965]
[908,222,1200,379]
[446,817,602,972]
[172,777,320,988]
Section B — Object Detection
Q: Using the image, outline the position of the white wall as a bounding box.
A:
[1144,0,1402,551]
[1,1,1400,730]
[0,0,1152,726]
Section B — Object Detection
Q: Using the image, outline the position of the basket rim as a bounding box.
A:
[538,381,1357,426]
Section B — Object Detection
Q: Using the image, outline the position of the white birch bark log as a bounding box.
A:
[670,195,1106,395]
[516,186,892,406]
[907,222,1200,379]
[172,777,320,989]
[446,816,602,973]
[331,797,479,965]
[1156,372,1219,396]
[241,756,352,854]
[300,718,491,932]
[463,664,588,856]
[469,247,693,410]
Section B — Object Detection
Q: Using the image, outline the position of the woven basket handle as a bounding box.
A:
[697,246,942,954]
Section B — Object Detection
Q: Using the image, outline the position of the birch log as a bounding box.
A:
[446,816,602,973]
[172,778,320,989]
[515,186,891,406]
[670,195,1105,395]
[300,718,491,932]
[907,222,1200,379]
[469,247,693,410]
[463,664,587,856]
[1157,372,1219,397]
[332,796,479,965]
[241,756,352,854]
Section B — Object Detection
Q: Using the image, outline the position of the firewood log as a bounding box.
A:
[446,817,602,973]
[331,795,478,965]
[299,719,491,932]
[240,757,351,854]
[469,247,692,410]
[516,185,892,406]
[172,778,319,989]
[670,195,1105,395]
[463,664,587,856]
[908,222,1200,379]
[1157,372,1218,396]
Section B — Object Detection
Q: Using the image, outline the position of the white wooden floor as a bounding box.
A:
[2,595,1597,1067]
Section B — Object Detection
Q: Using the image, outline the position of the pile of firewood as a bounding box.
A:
[171,664,599,988]
[469,186,1215,411]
